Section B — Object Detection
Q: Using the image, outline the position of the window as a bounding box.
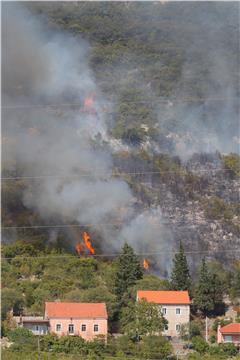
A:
[162,307,167,315]
[176,308,181,314]
[35,325,39,331]
[68,324,74,334]
[224,335,232,342]
[56,324,61,332]
[176,324,181,332]
[81,324,86,332]
[94,324,99,332]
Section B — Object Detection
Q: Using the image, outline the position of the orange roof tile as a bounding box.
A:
[220,323,240,334]
[137,290,190,304]
[45,302,108,319]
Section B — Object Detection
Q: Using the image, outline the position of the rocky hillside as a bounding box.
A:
[2,2,239,275]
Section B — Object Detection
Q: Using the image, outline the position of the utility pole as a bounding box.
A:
[38,329,41,360]
[205,316,208,342]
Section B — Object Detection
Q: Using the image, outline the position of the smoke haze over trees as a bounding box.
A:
[2,2,239,275]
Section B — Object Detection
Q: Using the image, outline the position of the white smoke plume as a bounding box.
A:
[2,4,173,274]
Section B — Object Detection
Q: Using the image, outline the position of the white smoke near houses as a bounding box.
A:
[2,3,173,274]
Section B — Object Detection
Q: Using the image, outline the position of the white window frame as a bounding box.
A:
[68,324,74,334]
[56,323,62,332]
[176,308,181,315]
[176,324,181,332]
[162,307,167,315]
[81,324,86,332]
[93,324,99,332]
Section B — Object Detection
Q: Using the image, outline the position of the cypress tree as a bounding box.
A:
[194,258,223,315]
[171,242,191,291]
[114,243,143,301]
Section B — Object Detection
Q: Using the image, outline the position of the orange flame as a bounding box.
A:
[143,258,149,270]
[83,231,95,255]
[75,242,83,256]
[84,96,94,109]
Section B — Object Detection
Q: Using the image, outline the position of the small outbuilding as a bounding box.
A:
[217,323,240,344]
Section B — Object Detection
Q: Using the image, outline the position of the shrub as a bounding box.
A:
[191,336,209,354]
[7,327,34,342]
[220,342,238,357]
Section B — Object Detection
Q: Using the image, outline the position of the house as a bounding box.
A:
[14,302,108,341]
[137,290,190,337]
[217,323,240,344]
[45,302,108,341]
[13,316,49,335]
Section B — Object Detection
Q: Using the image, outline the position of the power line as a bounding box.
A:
[1,219,239,229]
[1,223,123,229]
[1,97,239,110]
[1,168,234,181]
[2,249,240,261]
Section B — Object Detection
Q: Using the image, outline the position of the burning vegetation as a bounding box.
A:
[81,94,97,115]
[75,231,95,256]
[143,257,149,270]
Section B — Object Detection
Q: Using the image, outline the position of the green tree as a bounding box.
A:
[220,342,238,357]
[121,299,168,338]
[170,242,191,291]
[191,336,209,354]
[114,243,143,301]
[1,288,24,320]
[230,262,240,301]
[140,335,173,360]
[194,259,223,315]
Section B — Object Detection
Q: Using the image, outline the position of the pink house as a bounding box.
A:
[217,323,240,344]
[45,302,108,341]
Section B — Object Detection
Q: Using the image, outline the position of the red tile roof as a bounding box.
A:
[45,302,108,319]
[137,290,190,304]
[220,323,240,334]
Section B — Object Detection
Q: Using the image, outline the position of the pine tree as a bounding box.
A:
[114,243,143,301]
[170,242,191,291]
[194,258,223,315]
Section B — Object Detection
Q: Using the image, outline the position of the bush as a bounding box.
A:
[7,327,37,352]
[7,327,34,342]
[140,335,173,360]
[220,342,238,357]
[192,336,209,354]
[209,334,216,344]
[190,322,202,339]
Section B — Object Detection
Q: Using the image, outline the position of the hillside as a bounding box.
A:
[2,3,240,274]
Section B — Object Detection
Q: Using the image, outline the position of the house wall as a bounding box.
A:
[48,318,108,341]
[161,304,190,337]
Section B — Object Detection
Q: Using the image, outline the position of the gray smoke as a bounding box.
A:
[2,4,173,274]
[156,2,239,158]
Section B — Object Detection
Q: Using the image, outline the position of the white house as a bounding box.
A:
[137,290,191,337]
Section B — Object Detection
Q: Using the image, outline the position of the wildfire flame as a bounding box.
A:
[75,242,83,256]
[143,258,149,270]
[81,93,97,114]
[84,96,94,109]
[83,231,95,255]
[74,230,95,256]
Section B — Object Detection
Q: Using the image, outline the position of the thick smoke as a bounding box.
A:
[2,4,173,274]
